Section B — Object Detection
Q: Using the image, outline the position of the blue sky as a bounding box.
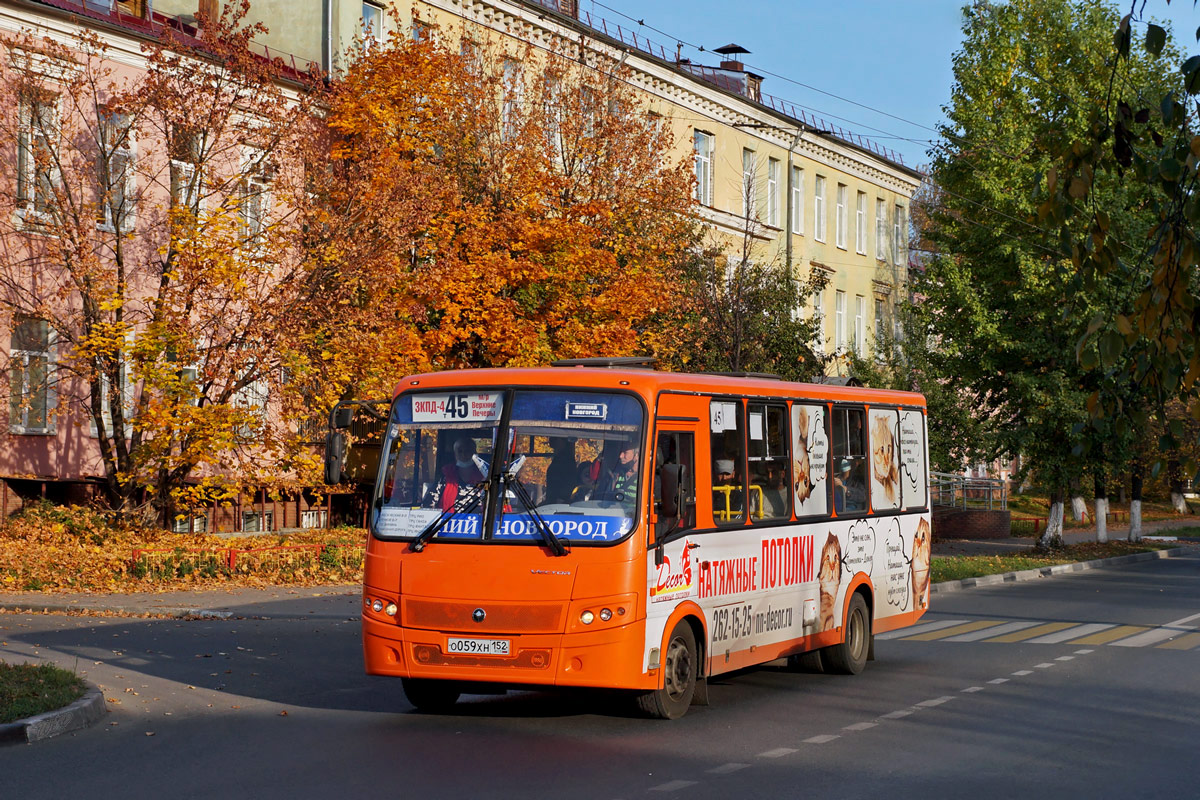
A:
[588,0,1200,170]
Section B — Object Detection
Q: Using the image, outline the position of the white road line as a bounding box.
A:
[916,696,955,707]
[944,621,1039,642]
[844,722,878,731]
[1074,649,1095,654]
[1055,655,1074,661]
[961,686,984,693]
[1012,670,1033,676]
[1111,627,1189,648]
[803,735,840,744]
[877,619,969,640]
[707,763,749,775]
[1028,623,1113,643]
[1163,611,1200,628]
[759,747,798,758]
[988,678,1009,684]
[881,709,914,719]
[650,780,697,792]
[1034,663,1055,669]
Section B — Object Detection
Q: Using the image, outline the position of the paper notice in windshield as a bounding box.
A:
[411,393,502,423]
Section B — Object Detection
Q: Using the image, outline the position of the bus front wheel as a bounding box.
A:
[402,678,461,713]
[825,593,871,675]
[637,621,697,719]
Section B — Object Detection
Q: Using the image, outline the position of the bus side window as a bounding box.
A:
[654,431,695,536]
[748,404,790,522]
[710,399,746,525]
[831,407,867,514]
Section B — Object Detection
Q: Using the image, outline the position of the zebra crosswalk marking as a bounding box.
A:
[1027,623,1113,643]
[984,622,1075,643]
[1111,627,1187,648]
[905,620,1007,641]
[1157,632,1200,650]
[944,621,1039,642]
[877,619,968,640]
[1065,625,1149,645]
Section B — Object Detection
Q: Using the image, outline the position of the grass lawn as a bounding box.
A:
[1007,492,1197,529]
[931,541,1180,583]
[0,662,86,724]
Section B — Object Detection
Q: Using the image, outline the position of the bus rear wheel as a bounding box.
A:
[825,593,870,675]
[402,678,461,713]
[637,622,697,719]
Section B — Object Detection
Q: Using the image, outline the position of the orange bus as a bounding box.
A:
[333,359,931,718]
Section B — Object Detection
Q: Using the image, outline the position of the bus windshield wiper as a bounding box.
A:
[410,458,492,552]
[500,455,568,557]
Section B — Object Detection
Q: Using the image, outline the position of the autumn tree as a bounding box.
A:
[293,27,699,412]
[0,3,318,524]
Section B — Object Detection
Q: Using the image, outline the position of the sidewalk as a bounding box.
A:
[0,584,359,619]
[934,515,1200,557]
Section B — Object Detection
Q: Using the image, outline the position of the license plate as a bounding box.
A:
[446,637,511,656]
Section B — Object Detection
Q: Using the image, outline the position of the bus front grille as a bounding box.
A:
[404,599,565,633]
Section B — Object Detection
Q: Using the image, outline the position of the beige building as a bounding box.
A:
[156,0,923,373]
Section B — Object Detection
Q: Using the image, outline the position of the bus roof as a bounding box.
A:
[394,366,926,408]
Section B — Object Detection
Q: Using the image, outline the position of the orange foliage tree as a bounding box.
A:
[293,27,700,411]
[0,3,318,523]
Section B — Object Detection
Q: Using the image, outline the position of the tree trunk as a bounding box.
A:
[1039,490,1065,548]
[1094,476,1107,544]
[1070,495,1088,522]
[1168,456,1190,514]
[1129,468,1143,542]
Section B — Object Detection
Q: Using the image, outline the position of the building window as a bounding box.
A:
[854,295,865,356]
[301,508,329,529]
[874,297,886,357]
[240,148,271,246]
[894,204,906,266]
[242,510,274,533]
[812,287,825,354]
[411,19,430,42]
[694,130,713,206]
[835,183,847,249]
[170,126,202,213]
[97,110,135,232]
[9,317,54,434]
[90,353,134,439]
[502,58,523,141]
[362,2,384,50]
[16,92,58,221]
[855,191,867,255]
[767,157,780,227]
[834,290,846,351]
[741,148,756,220]
[875,198,887,261]
[814,175,826,242]
[791,166,804,235]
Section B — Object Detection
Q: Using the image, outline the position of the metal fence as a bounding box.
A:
[930,471,1008,511]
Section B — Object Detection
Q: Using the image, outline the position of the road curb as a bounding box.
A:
[0,602,233,619]
[0,683,106,746]
[932,546,1186,594]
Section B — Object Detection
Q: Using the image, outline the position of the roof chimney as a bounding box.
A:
[714,43,750,72]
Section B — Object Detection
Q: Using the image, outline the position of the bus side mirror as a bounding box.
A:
[659,464,684,518]
[325,431,347,485]
[333,407,354,429]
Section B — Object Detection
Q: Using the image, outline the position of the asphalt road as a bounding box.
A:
[3,552,1199,799]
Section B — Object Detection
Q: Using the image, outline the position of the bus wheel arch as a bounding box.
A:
[826,584,873,675]
[638,606,706,719]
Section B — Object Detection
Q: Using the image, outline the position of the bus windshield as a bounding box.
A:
[373,389,644,545]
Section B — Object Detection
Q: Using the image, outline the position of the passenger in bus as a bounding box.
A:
[440,436,485,510]
[760,464,789,519]
[834,458,866,513]
[713,458,743,520]
[571,460,601,502]
[544,439,577,504]
[833,459,852,513]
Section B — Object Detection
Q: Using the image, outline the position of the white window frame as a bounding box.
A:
[741,148,757,220]
[812,287,825,354]
[854,295,865,356]
[241,509,274,533]
[855,191,867,255]
[875,198,887,261]
[834,290,846,351]
[232,361,269,441]
[791,166,804,235]
[835,183,848,249]
[814,175,826,243]
[97,110,136,233]
[767,157,780,228]
[361,2,385,51]
[894,204,906,266]
[874,297,886,358]
[8,316,56,434]
[169,126,204,214]
[240,147,271,247]
[502,58,523,141]
[16,92,60,224]
[694,130,713,206]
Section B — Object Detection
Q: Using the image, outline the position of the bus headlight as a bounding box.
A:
[371,599,384,613]
[580,610,595,625]
[599,608,612,621]
[384,602,398,617]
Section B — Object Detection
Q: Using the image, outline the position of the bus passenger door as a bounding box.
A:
[653,430,696,539]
